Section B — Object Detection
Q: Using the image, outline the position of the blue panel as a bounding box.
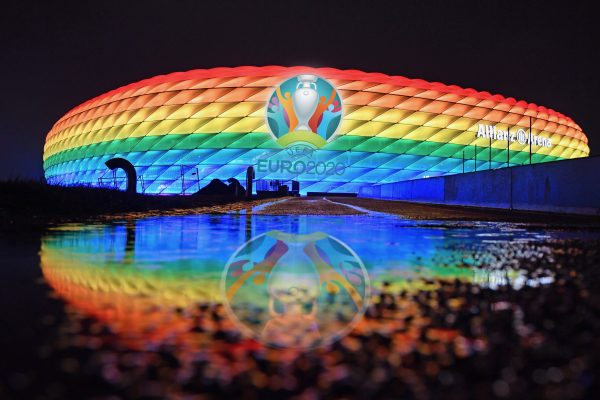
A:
[177,149,218,165]
[202,149,247,165]
[136,151,165,166]
[353,153,397,168]
[154,150,190,165]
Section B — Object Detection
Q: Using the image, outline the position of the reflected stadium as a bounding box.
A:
[42,66,590,195]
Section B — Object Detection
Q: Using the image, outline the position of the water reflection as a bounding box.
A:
[35,213,600,397]
[40,213,567,351]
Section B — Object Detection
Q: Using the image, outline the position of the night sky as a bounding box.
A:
[1,0,597,180]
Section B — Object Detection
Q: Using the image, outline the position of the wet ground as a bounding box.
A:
[2,198,600,399]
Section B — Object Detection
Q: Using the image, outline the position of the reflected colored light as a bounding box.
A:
[42,66,589,194]
[39,214,547,350]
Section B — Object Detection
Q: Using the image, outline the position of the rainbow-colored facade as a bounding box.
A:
[43,66,590,194]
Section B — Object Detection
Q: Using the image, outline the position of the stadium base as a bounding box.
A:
[359,156,600,216]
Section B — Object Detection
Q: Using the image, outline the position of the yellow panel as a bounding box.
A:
[220,102,263,118]
[192,103,234,118]
[100,113,118,130]
[376,123,415,139]
[197,117,242,133]
[348,121,393,137]
[114,110,136,127]
[128,108,154,124]
[172,118,212,134]
[338,119,368,134]
[75,120,92,137]
[491,140,511,150]
[561,147,574,158]
[147,119,186,136]
[169,104,206,120]
[222,117,264,133]
[98,127,119,142]
[472,137,492,147]
[399,112,433,126]
[572,149,584,158]
[130,121,161,137]
[252,123,269,133]
[428,129,462,143]
[146,105,181,121]
[447,117,478,131]
[90,116,105,132]
[535,146,551,155]
[72,131,89,148]
[403,126,439,141]
[579,142,589,152]
[423,114,456,129]
[249,104,270,118]
[557,136,572,147]
[372,109,413,123]
[114,124,135,140]
[507,141,521,152]
[339,105,361,117]
[345,106,386,121]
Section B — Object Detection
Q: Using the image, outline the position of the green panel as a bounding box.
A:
[227,132,271,149]
[150,134,187,151]
[199,133,243,148]
[322,135,368,151]
[83,143,99,159]
[131,136,162,152]
[105,137,142,154]
[93,141,112,157]
[430,143,464,158]
[353,137,396,152]
[509,151,530,164]
[405,140,443,156]
[472,147,505,162]
[172,133,213,150]
[540,155,561,163]
[257,139,280,149]
[531,153,547,164]
[492,149,509,162]
[379,139,421,155]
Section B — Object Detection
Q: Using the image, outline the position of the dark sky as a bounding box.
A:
[1,0,597,180]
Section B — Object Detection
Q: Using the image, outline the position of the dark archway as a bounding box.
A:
[105,158,137,194]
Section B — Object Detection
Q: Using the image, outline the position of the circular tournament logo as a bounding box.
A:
[221,231,370,350]
[266,74,343,149]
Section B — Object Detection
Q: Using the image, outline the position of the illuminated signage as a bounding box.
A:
[258,74,347,177]
[266,74,343,149]
[476,124,552,148]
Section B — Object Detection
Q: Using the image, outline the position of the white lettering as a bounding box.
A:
[477,124,486,138]
[475,124,553,148]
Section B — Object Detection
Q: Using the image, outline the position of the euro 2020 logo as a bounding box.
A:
[220,231,370,350]
[266,74,343,149]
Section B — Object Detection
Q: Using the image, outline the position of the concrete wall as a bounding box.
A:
[359,156,600,215]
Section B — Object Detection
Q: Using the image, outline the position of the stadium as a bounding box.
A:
[42,66,590,195]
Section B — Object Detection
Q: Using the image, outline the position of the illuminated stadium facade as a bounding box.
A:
[43,66,590,195]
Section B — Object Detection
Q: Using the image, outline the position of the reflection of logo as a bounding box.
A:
[221,231,370,349]
[266,75,343,149]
